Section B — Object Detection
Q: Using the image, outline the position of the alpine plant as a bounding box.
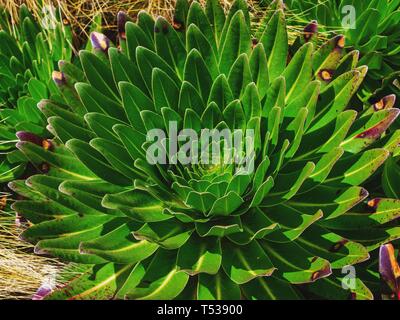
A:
[261,0,400,106]
[0,4,74,182]
[10,0,400,299]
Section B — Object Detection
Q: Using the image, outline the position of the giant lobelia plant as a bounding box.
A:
[260,0,400,106]
[0,4,102,183]
[0,4,74,182]
[10,0,400,299]
[262,0,400,218]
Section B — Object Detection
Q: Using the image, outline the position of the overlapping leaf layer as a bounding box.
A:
[0,5,74,182]
[268,0,400,104]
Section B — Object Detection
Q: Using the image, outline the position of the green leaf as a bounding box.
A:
[177,235,222,275]
[307,273,373,300]
[66,139,131,186]
[90,138,142,180]
[133,220,193,249]
[75,82,126,120]
[382,157,400,199]
[197,271,241,300]
[207,74,234,110]
[296,225,370,269]
[219,10,251,75]
[184,49,212,102]
[241,275,300,300]
[179,81,204,115]
[262,162,315,206]
[205,0,225,45]
[288,185,368,220]
[186,24,219,79]
[341,109,400,154]
[222,239,275,284]
[47,263,135,300]
[282,42,313,103]
[137,11,155,41]
[109,47,147,94]
[16,142,96,180]
[249,43,269,99]
[113,124,146,161]
[264,206,323,242]
[228,53,252,98]
[79,51,119,101]
[310,67,367,133]
[154,16,186,77]
[348,8,380,45]
[184,190,215,213]
[28,78,47,101]
[136,46,181,92]
[332,148,389,186]
[126,21,154,63]
[250,176,274,208]
[321,198,400,230]
[152,68,180,112]
[261,240,331,284]
[223,99,245,130]
[102,189,170,222]
[187,1,217,52]
[196,216,242,237]
[259,9,288,82]
[80,223,158,264]
[208,191,244,216]
[126,250,189,300]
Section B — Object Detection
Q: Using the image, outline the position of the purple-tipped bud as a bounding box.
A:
[37,99,48,112]
[58,60,66,70]
[16,131,53,150]
[16,131,43,146]
[374,94,397,111]
[52,71,66,86]
[117,11,127,39]
[356,109,400,139]
[91,31,110,52]
[304,20,318,42]
[335,35,345,49]
[379,243,400,299]
[172,18,184,31]
[15,212,27,227]
[318,69,334,82]
[32,284,52,300]
[251,38,258,49]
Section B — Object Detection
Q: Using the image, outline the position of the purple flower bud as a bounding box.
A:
[91,32,110,52]
[16,131,53,150]
[52,71,66,86]
[374,94,396,111]
[58,60,66,70]
[32,284,52,300]
[379,243,400,299]
[15,212,27,227]
[335,35,345,49]
[16,131,43,146]
[318,69,334,82]
[117,11,127,39]
[304,20,318,42]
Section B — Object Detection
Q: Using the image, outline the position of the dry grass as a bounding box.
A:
[0,0,260,37]
[0,193,68,300]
